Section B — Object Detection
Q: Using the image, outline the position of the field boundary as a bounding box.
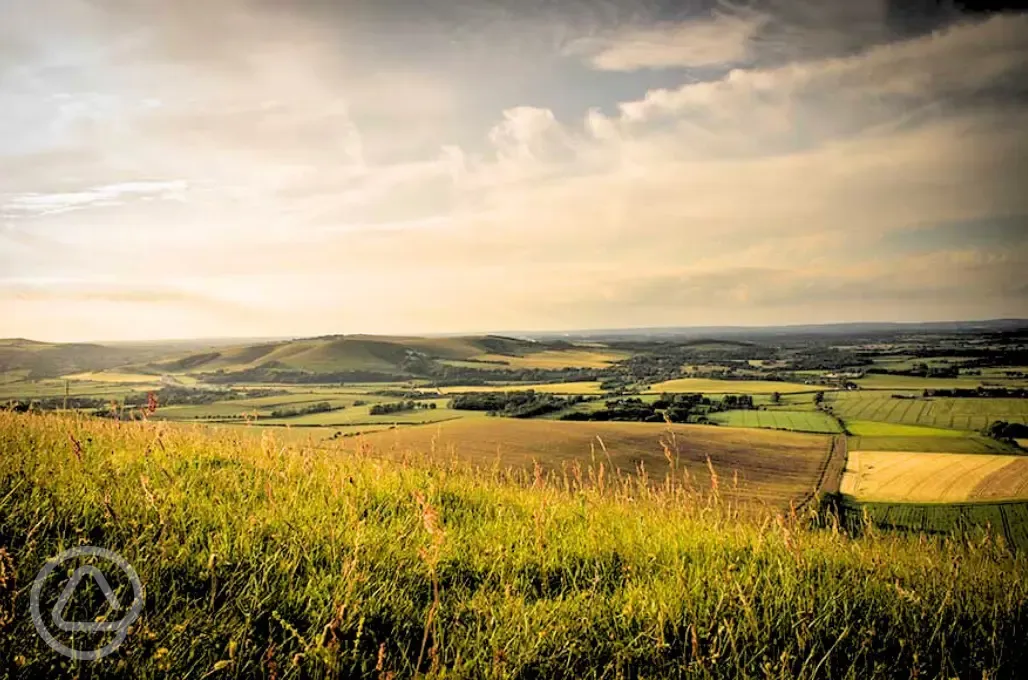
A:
[796,435,847,512]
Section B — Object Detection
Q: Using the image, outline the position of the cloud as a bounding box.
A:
[614,13,1028,129]
[2,180,188,218]
[1,1,1027,338]
[568,12,765,71]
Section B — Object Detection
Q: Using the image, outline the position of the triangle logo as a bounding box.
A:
[51,566,125,633]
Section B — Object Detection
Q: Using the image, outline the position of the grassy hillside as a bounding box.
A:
[0,340,165,380]
[0,413,1026,678]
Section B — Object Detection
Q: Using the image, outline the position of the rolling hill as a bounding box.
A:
[139,334,617,378]
[0,334,626,382]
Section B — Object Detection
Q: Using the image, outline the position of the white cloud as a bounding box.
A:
[568,12,764,71]
[2,180,188,217]
[1,3,1027,338]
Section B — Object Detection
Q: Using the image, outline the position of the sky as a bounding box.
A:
[1,0,1026,341]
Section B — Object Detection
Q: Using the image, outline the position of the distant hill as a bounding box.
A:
[139,334,558,376]
[527,319,1028,342]
[0,340,169,379]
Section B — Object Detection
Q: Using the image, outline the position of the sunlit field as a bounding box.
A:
[841,450,1028,502]
[2,412,1027,679]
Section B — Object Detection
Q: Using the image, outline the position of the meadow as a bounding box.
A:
[1,412,1027,679]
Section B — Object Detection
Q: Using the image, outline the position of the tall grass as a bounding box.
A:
[0,412,1026,679]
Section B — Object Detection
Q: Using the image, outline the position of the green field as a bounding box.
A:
[842,420,970,437]
[853,375,994,390]
[1,412,1026,678]
[845,434,1019,454]
[827,393,1028,431]
[439,381,604,395]
[260,404,476,427]
[644,378,822,394]
[842,500,1028,551]
[706,409,843,433]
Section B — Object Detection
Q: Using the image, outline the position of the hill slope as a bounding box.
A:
[144,335,611,377]
[1,411,1025,678]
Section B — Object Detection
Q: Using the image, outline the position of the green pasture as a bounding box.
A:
[706,409,843,433]
[846,435,1021,455]
[842,420,971,437]
[827,393,1028,431]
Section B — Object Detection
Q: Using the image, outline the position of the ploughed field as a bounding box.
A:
[350,419,831,508]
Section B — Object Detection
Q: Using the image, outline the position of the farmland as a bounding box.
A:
[705,408,843,433]
[840,500,1028,552]
[2,321,1028,677]
[643,378,820,394]
[352,418,831,507]
[442,349,628,370]
[2,324,1028,549]
[438,381,604,394]
[840,450,1028,503]
[845,434,1019,454]
[852,374,992,390]
[827,392,1028,431]
[842,420,970,437]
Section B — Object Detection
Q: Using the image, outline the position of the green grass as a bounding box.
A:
[846,435,1020,454]
[1,413,1027,678]
[826,393,1028,431]
[842,420,970,437]
[706,409,843,434]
